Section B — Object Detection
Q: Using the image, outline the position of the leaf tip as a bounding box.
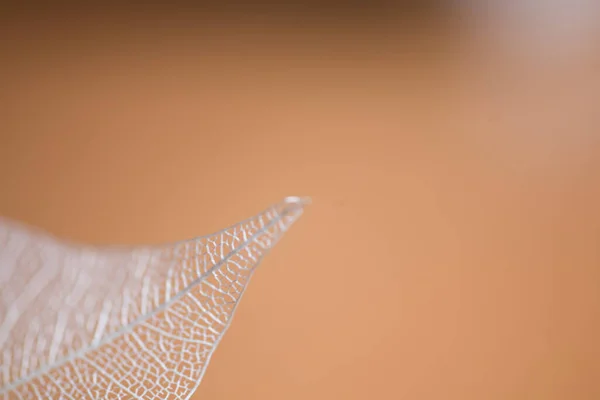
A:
[283,196,312,207]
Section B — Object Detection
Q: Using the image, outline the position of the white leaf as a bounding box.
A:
[0,197,309,399]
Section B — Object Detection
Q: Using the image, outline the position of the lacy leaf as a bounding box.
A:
[0,197,309,399]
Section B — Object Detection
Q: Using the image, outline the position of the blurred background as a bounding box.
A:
[1,1,599,399]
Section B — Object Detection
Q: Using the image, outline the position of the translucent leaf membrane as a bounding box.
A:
[0,197,309,399]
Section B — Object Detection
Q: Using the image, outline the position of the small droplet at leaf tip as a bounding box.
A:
[283,196,312,206]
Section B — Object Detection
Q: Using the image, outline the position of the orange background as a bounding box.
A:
[1,6,599,399]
